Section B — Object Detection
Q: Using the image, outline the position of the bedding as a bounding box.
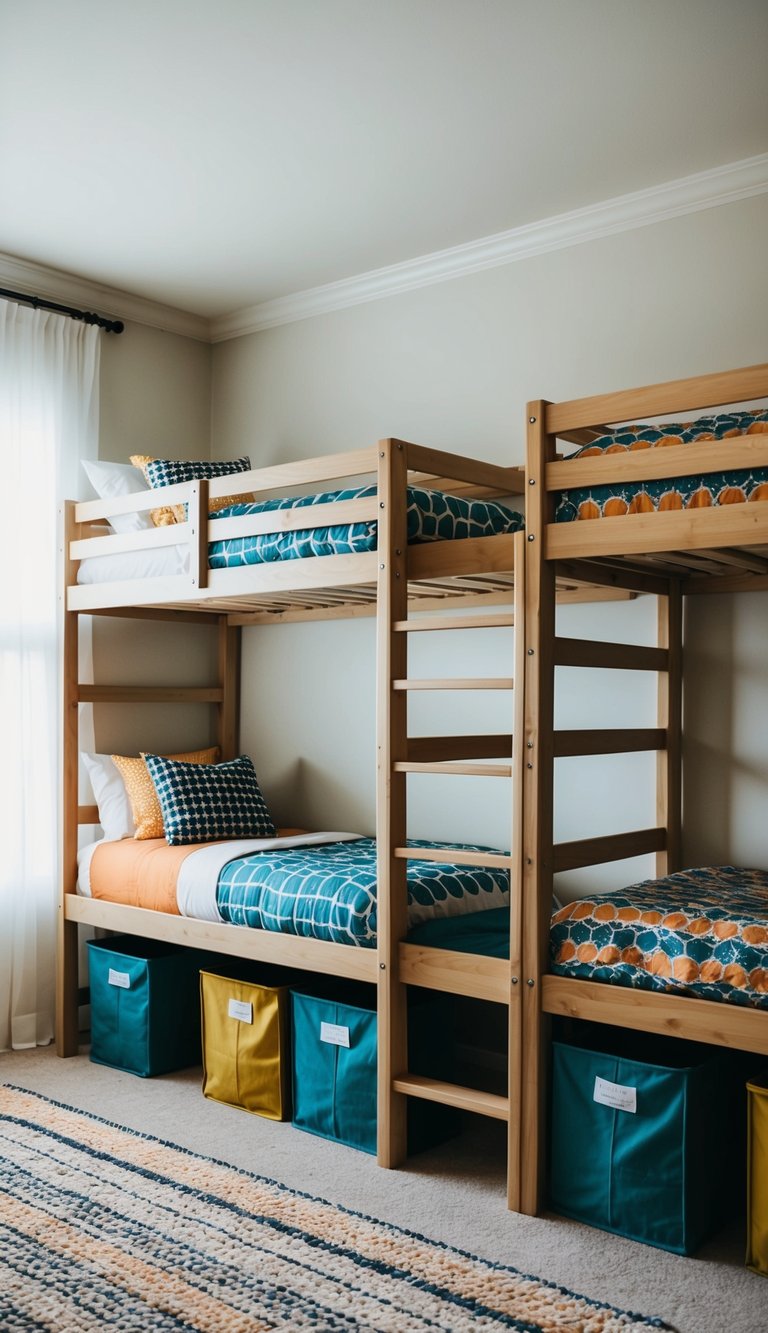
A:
[75,485,523,585]
[80,834,510,946]
[550,866,768,1010]
[555,408,768,523]
[131,454,254,524]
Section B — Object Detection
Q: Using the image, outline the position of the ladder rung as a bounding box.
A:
[394,761,513,777]
[392,678,514,691]
[393,1074,509,1121]
[394,846,512,869]
[393,613,515,633]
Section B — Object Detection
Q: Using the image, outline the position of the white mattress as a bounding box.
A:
[77,545,189,584]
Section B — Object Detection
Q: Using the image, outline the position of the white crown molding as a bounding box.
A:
[211,153,768,342]
[0,250,210,342]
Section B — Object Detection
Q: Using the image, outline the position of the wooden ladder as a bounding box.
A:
[374,440,525,1209]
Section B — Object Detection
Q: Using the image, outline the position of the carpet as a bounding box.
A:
[0,1085,674,1332]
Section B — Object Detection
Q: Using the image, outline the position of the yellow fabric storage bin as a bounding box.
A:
[200,969,291,1121]
[747,1073,768,1276]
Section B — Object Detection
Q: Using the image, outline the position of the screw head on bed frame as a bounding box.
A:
[529,478,535,485]
[526,978,535,988]
[527,533,535,541]
[510,976,519,985]
[529,416,536,423]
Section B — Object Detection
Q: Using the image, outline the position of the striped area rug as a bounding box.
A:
[0,1085,673,1332]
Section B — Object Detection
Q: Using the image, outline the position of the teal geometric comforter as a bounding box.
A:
[216,837,509,946]
[208,484,522,567]
[550,865,768,1010]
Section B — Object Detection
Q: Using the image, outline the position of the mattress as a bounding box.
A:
[77,484,523,583]
[555,408,768,523]
[550,865,768,1010]
[81,834,509,947]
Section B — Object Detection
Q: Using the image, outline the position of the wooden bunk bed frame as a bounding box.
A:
[59,437,613,1210]
[522,360,768,1216]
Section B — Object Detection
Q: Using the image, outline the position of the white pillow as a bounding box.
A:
[81,752,135,840]
[81,459,154,535]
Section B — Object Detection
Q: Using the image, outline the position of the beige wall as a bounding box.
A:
[210,195,768,899]
[90,320,217,758]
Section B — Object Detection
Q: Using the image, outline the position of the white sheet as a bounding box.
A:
[77,544,189,584]
[177,832,363,922]
[76,838,103,896]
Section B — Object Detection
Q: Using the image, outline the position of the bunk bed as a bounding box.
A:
[61,437,615,1210]
[521,361,768,1216]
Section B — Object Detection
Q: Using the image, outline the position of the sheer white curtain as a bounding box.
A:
[0,298,99,1051]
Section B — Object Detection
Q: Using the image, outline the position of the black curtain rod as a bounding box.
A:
[0,286,124,333]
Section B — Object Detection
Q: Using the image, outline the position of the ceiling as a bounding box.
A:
[1,0,767,322]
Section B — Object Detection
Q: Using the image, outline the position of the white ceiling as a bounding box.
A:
[1,0,767,322]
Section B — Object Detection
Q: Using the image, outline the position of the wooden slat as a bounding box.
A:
[553,826,666,873]
[407,734,512,762]
[64,894,378,982]
[541,976,768,1056]
[394,846,512,870]
[405,441,523,494]
[394,612,515,632]
[554,558,673,596]
[547,437,768,490]
[188,479,209,592]
[544,362,768,434]
[657,585,682,874]
[398,943,510,1003]
[393,677,513,691]
[408,532,517,582]
[553,637,668,671]
[71,522,187,559]
[553,727,666,757]
[78,805,99,825]
[392,1074,509,1121]
[684,570,768,596]
[545,502,768,561]
[394,761,513,777]
[77,686,223,704]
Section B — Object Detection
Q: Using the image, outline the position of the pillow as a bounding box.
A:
[81,752,135,840]
[112,746,220,839]
[143,753,276,846]
[130,455,253,526]
[81,459,154,535]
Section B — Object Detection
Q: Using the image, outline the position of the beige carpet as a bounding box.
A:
[1,1045,762,1332]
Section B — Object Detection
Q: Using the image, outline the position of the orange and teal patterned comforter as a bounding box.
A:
[550,866,768,1009]
[555,409,768,522]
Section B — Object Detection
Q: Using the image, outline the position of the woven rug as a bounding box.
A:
[0,1085,674,1332]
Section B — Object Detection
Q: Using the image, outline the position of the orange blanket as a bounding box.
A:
[89,830,306,915]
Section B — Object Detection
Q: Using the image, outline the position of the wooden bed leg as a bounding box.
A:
[657,582,683,876]
[56,915,80,1056]
[507,531,527,1212]
[521,402,556,1216]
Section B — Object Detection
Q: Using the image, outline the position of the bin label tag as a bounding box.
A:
[593,1076,636,1113]
[228,999,253,1024]
[320,1021,350,1048]
[108,969,131,989]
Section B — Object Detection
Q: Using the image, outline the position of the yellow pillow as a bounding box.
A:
[130,455,253,527]
[112,747,220,839]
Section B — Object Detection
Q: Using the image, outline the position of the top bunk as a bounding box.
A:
[526,362,768,594]
[65,438,614,624]
[66,439,524,623]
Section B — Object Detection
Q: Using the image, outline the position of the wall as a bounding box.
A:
[210,195,768,898]
[90,321,217,760]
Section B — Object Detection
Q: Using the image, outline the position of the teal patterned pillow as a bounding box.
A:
[144,753,276,846]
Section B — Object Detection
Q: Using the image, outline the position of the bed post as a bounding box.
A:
[56,501,81,1056]
[657,581,683,875]
[507,529,527,1210]
[217,616,241,759]
[375,438,409,1169]
[521,401,556,1215]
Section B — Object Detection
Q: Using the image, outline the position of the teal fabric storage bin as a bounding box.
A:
[549,1026,746,1254]
[291,990,454,1155]
[87,936,205,1077]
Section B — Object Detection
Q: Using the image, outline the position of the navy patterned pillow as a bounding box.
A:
[131,455,253,524]
[144,753,276,846]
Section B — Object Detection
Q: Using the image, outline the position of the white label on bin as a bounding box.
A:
[108,969,131,990]
[593,1076,637,1114]
[320,1021,350,1048]
[228,999,253,1024]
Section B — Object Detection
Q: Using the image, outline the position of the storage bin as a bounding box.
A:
[87,936,205,1077]
[291,989,455,1155]
[747,1072,768,1276]
[549,1026,746,1254]
[200,968,292,1121]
